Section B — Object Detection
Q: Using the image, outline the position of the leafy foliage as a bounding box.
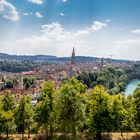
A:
[77,67,128,94]
[14,96,33,139]
[0,77,140,139]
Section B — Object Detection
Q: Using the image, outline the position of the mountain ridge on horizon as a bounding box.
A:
[0,53,132,63]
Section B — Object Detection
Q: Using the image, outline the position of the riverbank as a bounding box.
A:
[125,79,140,95]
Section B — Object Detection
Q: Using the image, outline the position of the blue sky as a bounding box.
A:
[0,0,140,60]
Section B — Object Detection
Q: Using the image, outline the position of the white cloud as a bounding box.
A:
[62,0,68,2]
[23,13,29,16]
[74,21,107,36]
[35,12,43,18]
[0,21,109,57]
[23,12,43,18]
[116,38,140,45]
[41,22,64,36]
[90,21,107,31]
[28,0,43,4]
[60,13,65,16]
[0,0,19,21]
[74,30,90,36]
[2,19,140,60]
[130,29,140,34]
[23,12,33,16]
[105,19,111,22]
[114,38,140,60]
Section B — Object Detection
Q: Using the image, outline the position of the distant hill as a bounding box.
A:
[0,53,56,61]
[0,53,132,73]
[0,53,99,62]
[0,53,130,63]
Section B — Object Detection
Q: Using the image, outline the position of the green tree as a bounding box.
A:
[122,94,136,131]
[2,91,15,111]
[97,76,107,86]
[88,85,111,140]
[58,78,86,137]
[25,81,30,89]
[0,96,3,137]
[34,95,50,137]
[5,80,13,88]
[133,88,140,130]
[0,91,15,138]
[35,81,55,137]
[14,96,33,140]
[111,95,125,133]
[0,111,13,138]
[41,81,55,136]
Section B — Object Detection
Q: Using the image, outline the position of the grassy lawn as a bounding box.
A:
[102,132,140,140]
[0,134,35,140]
[1,132,140,140]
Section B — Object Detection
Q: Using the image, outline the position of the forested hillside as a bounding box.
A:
[0,61,40,73]
[77,66,128,94]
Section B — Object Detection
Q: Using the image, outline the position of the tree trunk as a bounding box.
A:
[96,131,102,140]
[72,123,76,138]
[6,129,9,139]
[46,127,48,138]
[22,131,24,140]
[28,128,30,138]
[50,125,53,137]
[93,134,95,140]
[121,131,124,139]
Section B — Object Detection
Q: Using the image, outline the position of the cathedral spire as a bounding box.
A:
[71,47,76,64]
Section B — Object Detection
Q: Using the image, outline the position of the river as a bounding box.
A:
[125,79,140,95]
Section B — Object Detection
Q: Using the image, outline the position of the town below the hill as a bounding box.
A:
[1,50,140,140]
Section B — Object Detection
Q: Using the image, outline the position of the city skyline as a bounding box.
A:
[1,0,140,60]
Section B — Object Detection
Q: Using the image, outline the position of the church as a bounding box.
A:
[71,47,76,64]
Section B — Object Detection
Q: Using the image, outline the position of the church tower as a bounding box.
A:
[71,47,76,64]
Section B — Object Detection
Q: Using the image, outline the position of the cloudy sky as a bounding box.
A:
[0,0,140,60]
